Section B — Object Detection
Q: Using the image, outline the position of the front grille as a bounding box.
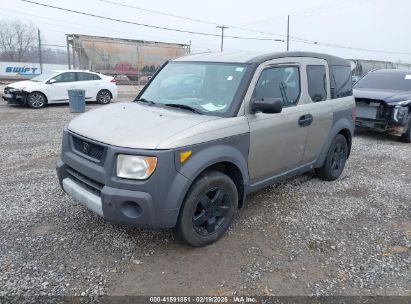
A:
[72,136,105,161]
[355,97,383,104]
[355,98,389,120]
[66,166,103,196]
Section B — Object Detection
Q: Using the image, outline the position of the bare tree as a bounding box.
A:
[0,20,37,62]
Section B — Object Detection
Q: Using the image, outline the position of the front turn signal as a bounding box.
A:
[179,150,192,163]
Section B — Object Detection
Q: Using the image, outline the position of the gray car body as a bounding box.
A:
[57,51,355,228]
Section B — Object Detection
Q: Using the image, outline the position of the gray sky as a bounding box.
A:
[1,0,410,62]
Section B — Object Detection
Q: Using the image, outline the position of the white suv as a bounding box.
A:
[2,70,118,109]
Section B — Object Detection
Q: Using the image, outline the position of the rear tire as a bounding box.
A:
[96,89,112,104]
[400,120,411,143]
[27,92,47,109]
[175,170,238,247]
[316,134,348,181]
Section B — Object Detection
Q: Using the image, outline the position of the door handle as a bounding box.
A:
[298,114,313,127]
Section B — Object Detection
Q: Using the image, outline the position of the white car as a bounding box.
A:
[2,70,118,109]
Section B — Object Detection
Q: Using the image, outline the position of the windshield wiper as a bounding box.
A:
[164,103,203,114]
[135,98,155,105]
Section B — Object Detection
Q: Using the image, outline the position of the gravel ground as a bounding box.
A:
[0,89,410,297]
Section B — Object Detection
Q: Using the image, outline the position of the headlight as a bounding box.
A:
[10,88,25,92]
[116,155,157,180]
[393,106,408,123]
[398,100,411,106]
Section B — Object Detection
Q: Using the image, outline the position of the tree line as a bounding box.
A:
[0,20,67,64]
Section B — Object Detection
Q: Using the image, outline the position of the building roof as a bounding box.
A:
[173,51,350,66]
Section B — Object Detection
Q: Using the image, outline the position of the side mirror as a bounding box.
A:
[48,79,57,84]
[251,97,283,114]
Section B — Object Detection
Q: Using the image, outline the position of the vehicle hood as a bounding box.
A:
[68,102,220,149]
[353,88,411,104]
[7,80,40,89]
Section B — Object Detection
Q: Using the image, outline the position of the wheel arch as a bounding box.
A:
[174,136,250,209]
[338,128,352,157]
[26,90,48,104]
[314,117,354,168]
[192,161,246,208]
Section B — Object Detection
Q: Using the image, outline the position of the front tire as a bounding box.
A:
[96,89,112,104]
[26,92,47,109]
[175,171,238,247]
[400,120,411,143]
[316,134,348,181]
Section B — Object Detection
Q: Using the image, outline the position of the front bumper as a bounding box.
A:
[355,103,409,132]
[57,161,157,227]
[56,129,192,228]
[62,178,104,217]
[355,117,388,131]
[2,91,27,104]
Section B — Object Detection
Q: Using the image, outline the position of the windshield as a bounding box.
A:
[354,72,411,91]
[31,71,59,82]
[139,62,249,115]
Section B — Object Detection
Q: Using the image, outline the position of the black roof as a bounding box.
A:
[248,51,350,66]
[174,51,350,66]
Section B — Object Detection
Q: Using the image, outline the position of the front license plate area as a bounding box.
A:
[356,105,378,119]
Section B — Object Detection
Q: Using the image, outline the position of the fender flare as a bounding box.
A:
[173,136,250,210]
[314,117,354,168]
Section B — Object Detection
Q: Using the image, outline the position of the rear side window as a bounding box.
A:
[254,66,301,107]
[306,65,327,102]
[330,66,352,98]
[93,74,101,80]
[78,72,96,81]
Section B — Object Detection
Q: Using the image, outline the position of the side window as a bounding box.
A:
[254,66,300,107]
[93,74,101,80]
[78,72,95,81]
[306,65,327,102]
[330,65,352,98]
[52,72,76,83]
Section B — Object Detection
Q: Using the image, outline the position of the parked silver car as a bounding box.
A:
[56,51,355,246]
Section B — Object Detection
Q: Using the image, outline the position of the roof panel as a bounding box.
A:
[173,51,350,66]
[172,51,268,63]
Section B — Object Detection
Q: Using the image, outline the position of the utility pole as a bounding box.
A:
[66,35,71,69]
[286,15,290,51]
[72,42,75,69]
[37,29,43,74]
[216,25,228,52]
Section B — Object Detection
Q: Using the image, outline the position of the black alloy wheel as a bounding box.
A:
[175,170,238,247]
[316,134,348,181]
[330,141,347,175]
[192,188,230,236]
